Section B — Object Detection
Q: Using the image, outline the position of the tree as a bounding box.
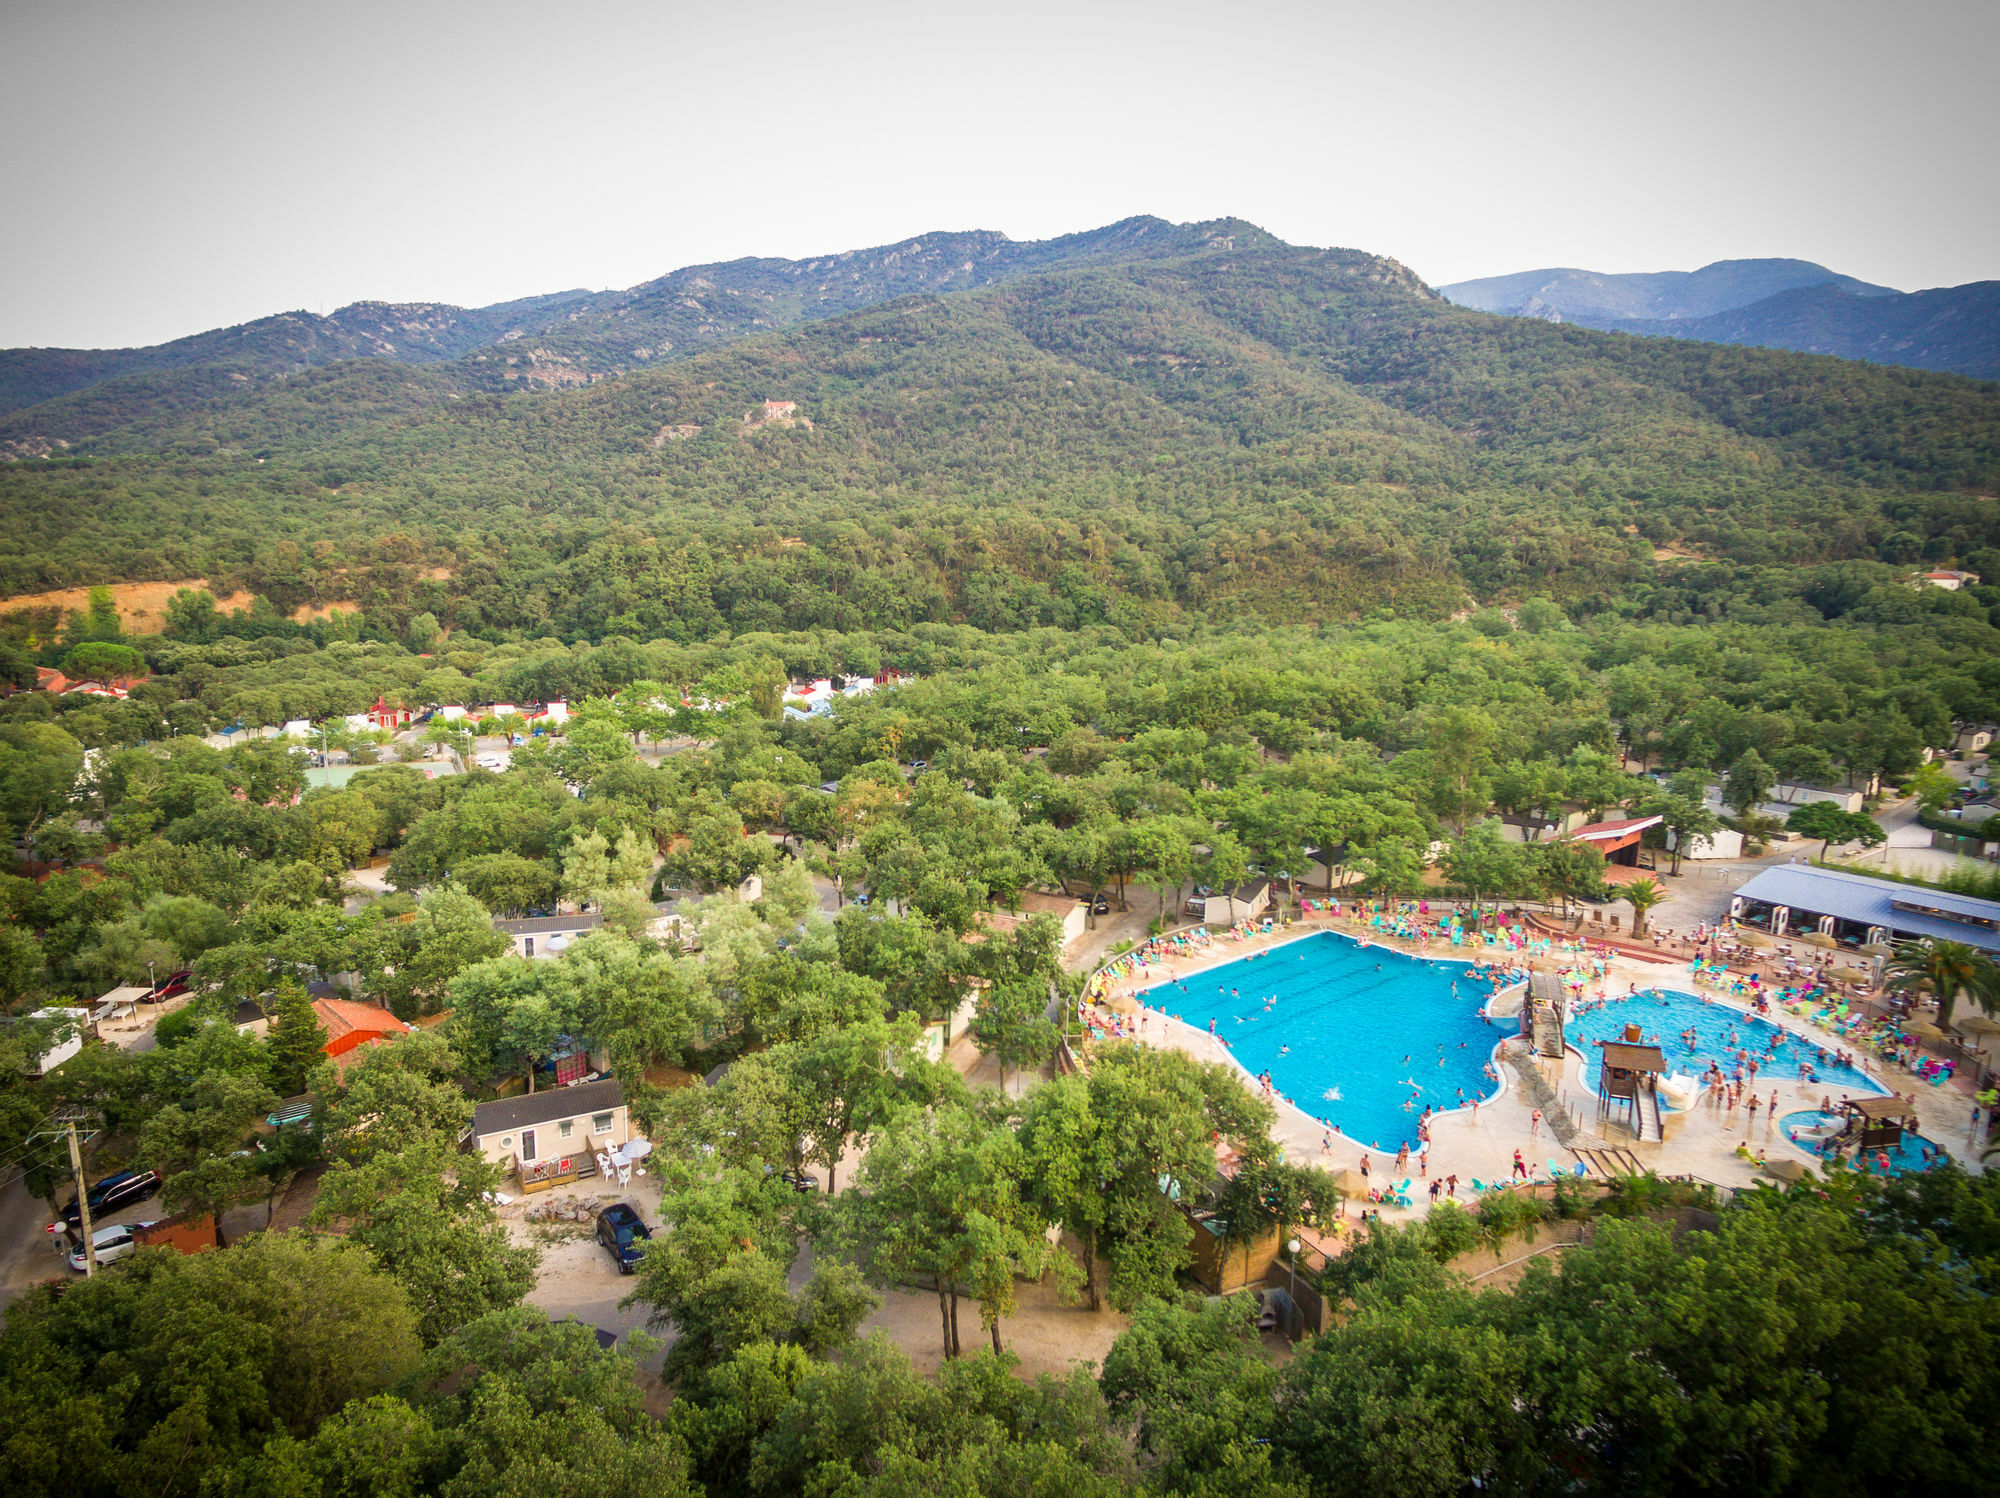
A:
[1722,748,1777,817]
[971,977,1060,1094]
[137,1067,280,1245]
[0,1233,423,1497]
[841,1103,1066,1358]
[1100,1296,1284,1494]
[1018,1046,1274,1312]
[1531,838,1608,919]
[453,850,560,916]
[1621,875,1665,937]
[1881,940,2000,1032]
[266,982,329,1096]
[1441,818,1527,912]
[60,640,147,681]
[1786,801,1888,861]
[623,1168,858,1381]
[310,1139,539,1346]
[0,720,84,838]
[1640,790,1719,875]
[800,1015,954,1195]
[387,884,507,1017]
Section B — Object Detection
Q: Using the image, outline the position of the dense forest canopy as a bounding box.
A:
[4,217,2000,1498]
[2,228,1995,642]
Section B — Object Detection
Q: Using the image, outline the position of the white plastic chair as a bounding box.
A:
[595,1152,613,1179]
[616,1161,632,1187]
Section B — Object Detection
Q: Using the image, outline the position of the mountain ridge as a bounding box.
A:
[0,216,1319,418]
[1440,258,1997,378]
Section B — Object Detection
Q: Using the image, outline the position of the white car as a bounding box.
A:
[68,1220,158,1272]
[475,754,505,770]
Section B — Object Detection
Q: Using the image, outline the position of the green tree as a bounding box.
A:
[310,1139,539,1346]
[1881,939,2000,1032]
[137,1067,280,1245]
[1722,748,1777,816]
[1441,818,1527,912]
[1787,801,1888,861]
[0,720,85,838]
[266,981,329,1096]
[1622,875,1665,937]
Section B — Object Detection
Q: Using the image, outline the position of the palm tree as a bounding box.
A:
[1881,940,2000,1032]
[1622,876,1665,937]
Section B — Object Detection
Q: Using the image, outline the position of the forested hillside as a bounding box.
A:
[3,226,1996,644]
[0,216,1270,417]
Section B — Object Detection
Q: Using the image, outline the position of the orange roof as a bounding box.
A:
[312,997,411,1058]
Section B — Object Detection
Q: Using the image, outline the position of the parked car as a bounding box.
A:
[68,1220,159,1272]
[908,759,929,771]
[595,1203,652,1274]
[148,970,192,1000]
[58,1170,162,1232]
[1091,895,1111,915]
[776,1168,819,1194]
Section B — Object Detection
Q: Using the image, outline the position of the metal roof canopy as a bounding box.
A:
[1732,865,2000,952]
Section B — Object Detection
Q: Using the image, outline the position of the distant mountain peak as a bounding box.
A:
[1435,258,1995,379]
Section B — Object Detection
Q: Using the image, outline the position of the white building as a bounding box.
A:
[27,1008,90,1076]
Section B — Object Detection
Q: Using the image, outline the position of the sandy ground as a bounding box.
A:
[0,579,260,630]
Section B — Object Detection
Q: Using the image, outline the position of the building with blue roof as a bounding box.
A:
[1730,864,2000,954]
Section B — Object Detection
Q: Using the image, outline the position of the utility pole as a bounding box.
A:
[66,1122,97,1277]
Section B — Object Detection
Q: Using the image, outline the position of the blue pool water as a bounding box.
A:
[1138,931,1502,1155]
[1778,1109,1944,1174]
[1566,989,1885,1100]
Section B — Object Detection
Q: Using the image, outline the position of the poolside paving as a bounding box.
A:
[1091,908,1987,1219]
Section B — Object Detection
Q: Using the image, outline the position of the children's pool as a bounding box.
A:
[1778,1109,1945,1174]
[1566,989,1886,1100]
[1138,930,1504,1155]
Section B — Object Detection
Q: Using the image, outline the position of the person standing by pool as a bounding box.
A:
[1359,1153,1371,1180]
[1512,1149,1528,1180]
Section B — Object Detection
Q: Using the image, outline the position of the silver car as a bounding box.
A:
[68,1221,158,1272]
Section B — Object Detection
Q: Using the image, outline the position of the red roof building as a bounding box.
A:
[312,997,412,1065]
[1560,814,1664,867]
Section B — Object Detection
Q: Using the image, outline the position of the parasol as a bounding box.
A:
[1328,1169,1370,1200]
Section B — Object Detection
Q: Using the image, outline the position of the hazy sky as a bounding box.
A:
[4,0,1995,348]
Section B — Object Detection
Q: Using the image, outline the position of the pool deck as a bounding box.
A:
[1087,908,1988,1219]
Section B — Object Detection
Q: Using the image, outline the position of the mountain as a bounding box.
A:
[0,216,1277,419]
[1598,280,2000,379]
[1440,259,1895,324]
[2,221,1995,639]
[1440,259,1999,378]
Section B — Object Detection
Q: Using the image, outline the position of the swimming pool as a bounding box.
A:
[1566,989,1886,1100]
[1138,930,1503,1155]
[1778,1109,1944,1174]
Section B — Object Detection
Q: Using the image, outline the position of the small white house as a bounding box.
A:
[279,719,312,740]
[469,1077,632,1190]
[493,912,603,958]
[1669,827,1745,860]
[437,704,468,722]
[26,1008,90,1076]
[1203,881,1272,926]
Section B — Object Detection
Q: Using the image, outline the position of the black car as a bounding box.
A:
[595,1203,652,1274]
[59,1170,162,1231]
[779,1168,819,1194]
